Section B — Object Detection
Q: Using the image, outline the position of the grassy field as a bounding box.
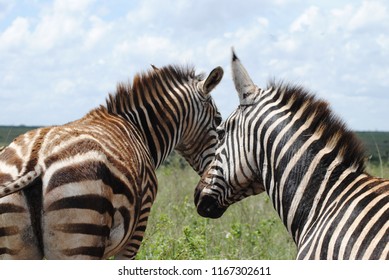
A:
[137,155,297,260]
[0,126,388,259]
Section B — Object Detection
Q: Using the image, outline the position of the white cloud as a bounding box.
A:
[377,34,389,51]
[348,0,388,31]
[112,35,181,66]
[30,1,94,52]
[292,64,313,77]
[0,1,96,53]
[290,6,320,32]
[83,16,113,50]
[54,79,76,95]
[230,17,269,48]
[32,15,82,52]
[274,35,300,53]
[1,0,389,130]
[52,0,95,13]
[126,0,155,24]
[329,4,354,32]
[205,38,230,66]
[0,17,30,51]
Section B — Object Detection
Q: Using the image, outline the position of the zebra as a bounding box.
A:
[0,64,224,259]
[194,50,389,259]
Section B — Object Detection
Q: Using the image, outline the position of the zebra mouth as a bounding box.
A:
[196,195,227,219]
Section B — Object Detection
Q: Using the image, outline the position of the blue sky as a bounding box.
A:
[1,0,389,130]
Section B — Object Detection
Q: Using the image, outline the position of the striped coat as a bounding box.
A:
[0,64,223,259]
[195,51,388,259]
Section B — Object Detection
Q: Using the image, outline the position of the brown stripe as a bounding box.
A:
[0,226,19,237]
[0,203,25,214]
[0,173,13,184]
[24,127,51,175]
[0,247,19,256]
[44,139,104,168]
[46,161,135,205]
[44,136,135,183]
[46,194,115,217]
[0,147,23,173]
[53,223,110,237]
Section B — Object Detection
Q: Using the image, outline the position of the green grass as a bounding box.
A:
[366,162,389,179]
[137,157,297,260]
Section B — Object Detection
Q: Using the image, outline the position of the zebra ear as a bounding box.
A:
[201,66,224,95]
[231,48,258,105]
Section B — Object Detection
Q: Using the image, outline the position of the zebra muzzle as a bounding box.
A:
[196,195,227,219]
[195,181,227,219]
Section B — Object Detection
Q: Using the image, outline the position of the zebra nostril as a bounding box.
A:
[196,195,227,219]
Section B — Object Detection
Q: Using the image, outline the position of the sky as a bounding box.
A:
[0,0,389,131]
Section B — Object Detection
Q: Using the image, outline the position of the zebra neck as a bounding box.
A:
[262,146,364,244]
[87,107,177,169]
[104,66,204,171]
[124,110,181,169]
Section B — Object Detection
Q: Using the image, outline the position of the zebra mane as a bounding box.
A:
[267,80,366,172]
[105,65,203,115]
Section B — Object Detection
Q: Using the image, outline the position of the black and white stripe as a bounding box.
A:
[195,50,388,260]
[0,64,223,259]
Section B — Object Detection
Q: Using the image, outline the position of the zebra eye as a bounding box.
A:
[215,116,222,126]
[217,127,225,141]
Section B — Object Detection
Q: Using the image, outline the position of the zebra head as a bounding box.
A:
[195,49,265,219]
[175,66,224,175]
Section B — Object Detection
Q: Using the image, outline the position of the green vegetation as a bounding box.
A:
[1,126,388,259]
[0,125,39,146]
[137,155,297,259]
[356,131,389,163]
